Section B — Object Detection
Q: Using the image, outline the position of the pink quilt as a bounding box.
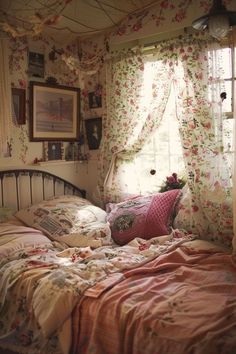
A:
[0,224,195,354]
[72,240,236,354]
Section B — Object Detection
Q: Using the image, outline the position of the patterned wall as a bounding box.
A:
[0,34,80,166]
[2,0,235,167]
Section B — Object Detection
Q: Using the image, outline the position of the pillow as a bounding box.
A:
[15,195,111,248]
[106,190,181,245]
[0,222,51,257]
[0,207,16,223]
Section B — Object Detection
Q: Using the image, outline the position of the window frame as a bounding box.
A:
[220,38,235,158]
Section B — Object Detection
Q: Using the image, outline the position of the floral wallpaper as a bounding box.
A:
[113,0,193,37]
[0,34,80,165]
[109,0,234,43]
[1,0,235,175]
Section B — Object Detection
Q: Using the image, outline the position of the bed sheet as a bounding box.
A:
[0,225,197,354]
[72,240,236,354]
[1,221,235,354]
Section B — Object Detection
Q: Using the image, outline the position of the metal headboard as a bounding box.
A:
[0,169,86,211]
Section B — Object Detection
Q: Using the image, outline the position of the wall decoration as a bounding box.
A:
[88,91,102,109]
[46,76,58,85]
[28,51,45,78]
[12,88,26,125]
[65,142,77,161]
[85,117,102,150]
[0,1,71,38]
[29,81,80,141]
[43,141,65,161]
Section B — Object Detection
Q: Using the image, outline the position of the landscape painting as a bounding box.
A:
[29,81,80,141]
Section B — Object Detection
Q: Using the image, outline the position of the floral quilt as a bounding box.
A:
[0,225,195,354]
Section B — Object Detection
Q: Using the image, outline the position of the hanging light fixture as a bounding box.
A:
[192,0,236,40]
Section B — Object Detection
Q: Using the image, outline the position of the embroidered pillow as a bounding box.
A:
[107,190,181,245]
[15,195,111,248]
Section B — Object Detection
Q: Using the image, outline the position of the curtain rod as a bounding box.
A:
[110,27,191,53]
[141,27,194,49]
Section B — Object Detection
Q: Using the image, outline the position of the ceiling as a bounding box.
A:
[0,0,158,42]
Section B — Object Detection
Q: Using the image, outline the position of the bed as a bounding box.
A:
[0,169,235,354]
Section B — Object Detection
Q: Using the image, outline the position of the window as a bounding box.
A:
[135,84,184,194]
[135,44,235,194]
[221,44,235,171]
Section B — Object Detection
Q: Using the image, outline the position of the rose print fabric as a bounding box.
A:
[100,33,233,247]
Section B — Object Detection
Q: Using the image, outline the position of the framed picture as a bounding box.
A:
[12,88,26,125]
[88,91,102,109]
[43,142,65,161]
[29,81,80,141]
[85,117,102,150]
[28,51,45,78]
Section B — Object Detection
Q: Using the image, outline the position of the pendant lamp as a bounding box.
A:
[192,0,236,39]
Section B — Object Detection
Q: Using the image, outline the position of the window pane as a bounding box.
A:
[223,118,234,152]
[170,155,185,174]
[136,84,184,191]
[221,47,232,79]
[134,45,234,195]
[222,80,232,113]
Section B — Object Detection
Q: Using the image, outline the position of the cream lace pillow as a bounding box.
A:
[16,195,111,248]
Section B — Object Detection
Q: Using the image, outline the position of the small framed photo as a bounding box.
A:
[43,142,65,161]
[28,51,45,78]
[85,118,102,150]
[12,88,26,125]
[88,92,102,109]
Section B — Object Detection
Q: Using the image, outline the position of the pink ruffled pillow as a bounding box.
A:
[107,190,181,245]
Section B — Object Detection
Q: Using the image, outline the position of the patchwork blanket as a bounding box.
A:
[0,225,195,354]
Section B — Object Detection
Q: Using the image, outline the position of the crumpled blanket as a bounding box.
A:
[0,229,195,354]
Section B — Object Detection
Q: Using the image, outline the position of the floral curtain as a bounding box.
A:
[100,33,233,246]
[172,37,233,246]
[99,49,173,203]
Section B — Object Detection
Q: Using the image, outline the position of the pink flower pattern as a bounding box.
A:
[99,33,233,247]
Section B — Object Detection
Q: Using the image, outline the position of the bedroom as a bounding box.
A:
[0,0,236,353]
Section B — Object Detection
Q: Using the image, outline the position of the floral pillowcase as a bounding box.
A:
[15,195,111,248]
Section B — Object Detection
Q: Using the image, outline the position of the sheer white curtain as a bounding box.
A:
[0,37,12,153]
[99,50,172,203]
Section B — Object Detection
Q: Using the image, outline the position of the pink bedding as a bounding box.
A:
[72,241,236,354]
[0,221,51,257]
[0,220,235,354]
[0,225,196,354]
